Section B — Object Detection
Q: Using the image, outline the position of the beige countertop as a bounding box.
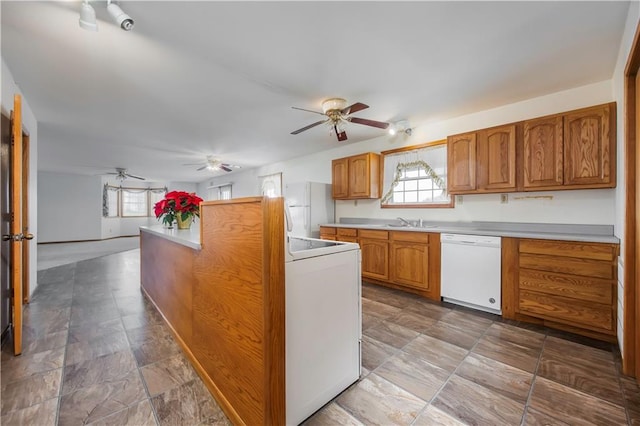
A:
[321,220,619,244]
[140,225,202,250]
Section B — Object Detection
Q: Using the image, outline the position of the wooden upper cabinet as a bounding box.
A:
[447,132,477,193]
[563,103,614,187]
[523,114,564,189]
[331,158,349,199]
[331,153,381,199]
[477,124,517,191]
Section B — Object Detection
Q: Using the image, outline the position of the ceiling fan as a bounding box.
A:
[290,98,390,142]
[183,156,241,173]
[106,167,145,181]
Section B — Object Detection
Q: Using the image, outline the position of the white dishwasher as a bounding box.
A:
[440,233,502,315]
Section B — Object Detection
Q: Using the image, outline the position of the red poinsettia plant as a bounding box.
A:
[154,191,203,227]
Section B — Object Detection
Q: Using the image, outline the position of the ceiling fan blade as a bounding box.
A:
[291,106,326,116]
[221,163,240,169]
[348,117,390,129]
[182,162,206,166]
[126,174,146,180]
[220,165,232,172]
[341,102,369,115]
[196,165,208,171]
[334,125,348,142]
[291,119,329,135]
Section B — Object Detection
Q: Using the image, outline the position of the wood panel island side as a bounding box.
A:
[140,197,285,425]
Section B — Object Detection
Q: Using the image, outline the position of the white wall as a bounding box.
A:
[37,171,200,242]
[611,1,639,359]
[38,172,103,242]
[2,59,39,296]
[200,80,616,226]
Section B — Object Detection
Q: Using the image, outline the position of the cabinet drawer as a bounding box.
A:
[519,269,613,304]
[518,290,613,333]
[519,239,616,261]
[319,227,336,236]
[390,231,429,244]
[519,253,614,280]
[337,228,357,238]
[359,229,389,240]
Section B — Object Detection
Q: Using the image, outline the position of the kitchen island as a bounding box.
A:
[140,197,285,425]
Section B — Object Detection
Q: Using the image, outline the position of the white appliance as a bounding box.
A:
[285,235,361,425]
[284,182,335,238]
[440,233,502,315]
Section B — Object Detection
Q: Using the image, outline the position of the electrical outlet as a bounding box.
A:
[500,194,508,204]
[456,195,463,205]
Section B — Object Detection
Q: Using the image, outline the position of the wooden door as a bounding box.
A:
[477,125,517,191]
[563,104,614,187]
[447,132,477,193]
[523,115,563,189]
[9,95,24,355]
[331,158,349,199]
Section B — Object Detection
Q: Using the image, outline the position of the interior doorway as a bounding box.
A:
[1,114,11,343]
[624,20,640,381]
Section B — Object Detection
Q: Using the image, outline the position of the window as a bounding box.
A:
[381,140,452,208]
[260,173,282,198]
[149,190,166,210]
[121,189,148,217]
[207,183,232,200]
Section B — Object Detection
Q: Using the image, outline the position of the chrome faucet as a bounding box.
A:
[397,217,412,227]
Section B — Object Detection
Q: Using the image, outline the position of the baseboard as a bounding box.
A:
[38,235,139,245]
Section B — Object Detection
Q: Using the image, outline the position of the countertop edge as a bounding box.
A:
[320,223,620,244]
[140,225,202,250]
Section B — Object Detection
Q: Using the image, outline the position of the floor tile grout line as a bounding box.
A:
[519,331,547,426]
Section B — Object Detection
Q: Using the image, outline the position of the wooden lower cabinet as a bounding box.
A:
[359,229,389,281]
[502,237,618,342]
[319,226,440,301]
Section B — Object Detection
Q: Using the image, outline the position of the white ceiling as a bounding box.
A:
[1,1,630,183]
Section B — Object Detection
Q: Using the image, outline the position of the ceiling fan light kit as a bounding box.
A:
[106,167,146,181]
[291,97,390,142]
[184,156,241,173]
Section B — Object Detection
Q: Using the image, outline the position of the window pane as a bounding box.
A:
[122,191,148,217]
[405,180,418,191]
[220,184,232,200]
[395,181,405,191]
[393,192,404,203]
[418,179,433,190]
[419,191,432,202]
[405,191,418,203]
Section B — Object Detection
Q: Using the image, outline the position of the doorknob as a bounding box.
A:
[2,234,11,241]
[1,233,34,242]
[23,233,34,240]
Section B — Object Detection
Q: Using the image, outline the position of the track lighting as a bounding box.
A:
[107,1,134,31]
[79,0,98,31]
[388,120,413,136]
[79,0,134,32]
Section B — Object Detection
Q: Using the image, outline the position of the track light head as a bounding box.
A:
[79,1,98,32]
[107,2,134,31]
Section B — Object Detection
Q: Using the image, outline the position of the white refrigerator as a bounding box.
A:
[284,182,335,238]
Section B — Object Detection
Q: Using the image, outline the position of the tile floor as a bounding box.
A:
[1,249,639,425]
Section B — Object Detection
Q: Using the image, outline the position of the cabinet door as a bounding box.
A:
[477,125,516,191]
[331,158,349,199]
[523,115,563,189]
[447,133,477,193]
[360,239,389,281]
[348,153,380,199]
[390,241,429,290]
[563,104,614,187]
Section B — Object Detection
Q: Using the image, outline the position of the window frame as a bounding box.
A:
[380,140,454,209]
